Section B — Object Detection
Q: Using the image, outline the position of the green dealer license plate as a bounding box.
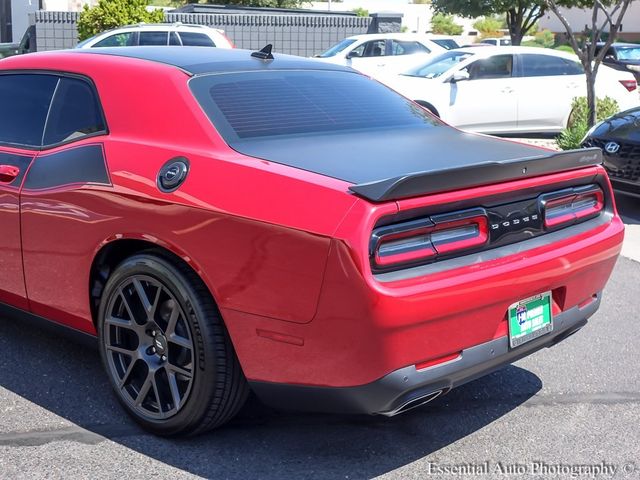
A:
[508,292,553,348]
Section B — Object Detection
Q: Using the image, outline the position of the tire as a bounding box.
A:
[97,252,248,436]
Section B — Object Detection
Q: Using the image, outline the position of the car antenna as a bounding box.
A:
[251,44,274,60]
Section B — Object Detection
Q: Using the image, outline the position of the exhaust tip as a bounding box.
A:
[381,389,445,417]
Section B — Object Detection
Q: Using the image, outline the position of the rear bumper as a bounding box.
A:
[250,292,600,415]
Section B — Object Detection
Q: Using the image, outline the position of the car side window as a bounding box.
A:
[0,74,58,147]
[390,40,430,56]
[42,77,107,146]
[520,54,584,77]
[94,32,136,47]
[356,40,387,57]
[169,32,181,46]
[179,32,216,47]
[139,31,168,46]
[467,55,513,80]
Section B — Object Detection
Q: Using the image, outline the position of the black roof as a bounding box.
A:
[73,46,353,75]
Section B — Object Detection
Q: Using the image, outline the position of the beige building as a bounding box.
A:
[539,3,640,43]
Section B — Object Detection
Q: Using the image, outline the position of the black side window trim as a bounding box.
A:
[0,70,109,151]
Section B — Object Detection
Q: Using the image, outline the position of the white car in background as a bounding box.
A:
[314,33,446,76]
[76,23,234,49]
[480,37,512,46]
[380,46,639,134]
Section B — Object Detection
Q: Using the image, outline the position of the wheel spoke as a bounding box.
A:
[151,375,162,412]
[167,362,193,379]
[135,374,152,406]
[167,370,182,410]
[164,302,180,336]
[118,359,137,389]
[105,315,135,331]
[168,333,192,350]
[119,288,137,323]
[106,344,136,356]
[150,286,162,320]
[133,278,153,317]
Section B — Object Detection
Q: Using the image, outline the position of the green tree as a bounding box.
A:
[77,0,164,41]
[473,16,504,39]
[352,7,369,17]
[546,0,633,127]
[432,0,582,46]
[430,13,463,35]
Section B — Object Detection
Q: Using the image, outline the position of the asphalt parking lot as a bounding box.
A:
[0,193,638,480]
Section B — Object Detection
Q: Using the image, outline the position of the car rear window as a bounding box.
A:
[190,70,438,142]
[179,32,215,47]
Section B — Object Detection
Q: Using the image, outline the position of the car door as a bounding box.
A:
[444,54,518,133]
[17,73,109,328]
[515,53,584,131]
[0,73,59,310]
[91,31,137,48]
[138,31,169,46]
[345,39,389,75]
[386,39,434,73]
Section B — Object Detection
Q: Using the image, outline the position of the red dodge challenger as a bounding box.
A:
[0,46,624,436]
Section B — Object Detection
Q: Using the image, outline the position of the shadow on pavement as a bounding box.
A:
[0,317,542,479]
[615,192,640,225]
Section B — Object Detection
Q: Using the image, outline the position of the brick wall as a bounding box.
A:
[32,10,381,58]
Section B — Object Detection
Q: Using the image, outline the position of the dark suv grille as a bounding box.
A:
[584,138,640,181]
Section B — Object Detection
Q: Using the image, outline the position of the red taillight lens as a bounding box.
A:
[430,214,489,254]
[619,79,637,92]
[372,209,488,269]
[541,185,604,229]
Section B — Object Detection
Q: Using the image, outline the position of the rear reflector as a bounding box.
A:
[541,185,604,229]
[619,79,637,92]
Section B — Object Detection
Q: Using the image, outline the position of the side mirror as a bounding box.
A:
[605,54,616,62]
[451,70,470,83]
[346,51,358,60]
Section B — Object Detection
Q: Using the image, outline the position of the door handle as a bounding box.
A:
[0,165,20,183]
[501,87,514,94]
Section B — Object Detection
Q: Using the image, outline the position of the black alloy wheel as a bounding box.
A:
[98,253,249,436]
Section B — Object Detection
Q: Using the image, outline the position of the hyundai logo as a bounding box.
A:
[604,142,620,154]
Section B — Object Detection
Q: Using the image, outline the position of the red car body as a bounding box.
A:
[0,47,624,423]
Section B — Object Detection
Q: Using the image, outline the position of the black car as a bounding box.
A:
[596,42,640,82]
[583,107,640,197]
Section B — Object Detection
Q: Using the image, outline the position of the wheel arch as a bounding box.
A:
[88,236,215,329]
[414,100,440,117]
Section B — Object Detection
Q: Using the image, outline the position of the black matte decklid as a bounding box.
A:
[349,147,603,202]
[231,126,602,201]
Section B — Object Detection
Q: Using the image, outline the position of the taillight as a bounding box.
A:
[540,185,604,229]
[619,79,637,92]
[371,208,488,270]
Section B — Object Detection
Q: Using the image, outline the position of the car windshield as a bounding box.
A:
[403,51,473,78]
[317,38,357,58]
[617,46,640,61]
[75,37,94,48]
[431,39,459,50]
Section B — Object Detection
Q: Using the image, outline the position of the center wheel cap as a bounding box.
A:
[153,334,168,356]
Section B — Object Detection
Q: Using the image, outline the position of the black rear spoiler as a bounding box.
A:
[348,148,603,202]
